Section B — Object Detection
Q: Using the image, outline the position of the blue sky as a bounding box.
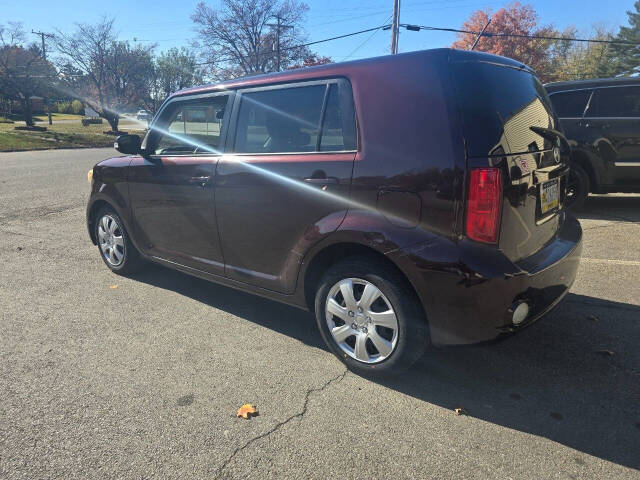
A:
[2,0,635,62]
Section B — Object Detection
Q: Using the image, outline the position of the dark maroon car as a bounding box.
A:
[86,48,582,375]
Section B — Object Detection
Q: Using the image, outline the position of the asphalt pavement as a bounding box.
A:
[1,148,639,479]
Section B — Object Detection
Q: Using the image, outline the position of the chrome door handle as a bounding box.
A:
[304,177,338,185]
[189,176,211,187]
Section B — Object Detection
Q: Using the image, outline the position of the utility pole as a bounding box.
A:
[267,15,293,72]
[390,0,401,54]
[32,30,54,125]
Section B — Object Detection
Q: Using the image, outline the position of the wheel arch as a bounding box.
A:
[570,149,599,193]
[301,241,425,320]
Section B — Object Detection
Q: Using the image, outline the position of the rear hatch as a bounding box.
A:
[449,50,569,261]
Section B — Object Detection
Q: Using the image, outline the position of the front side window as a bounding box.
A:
[588,86,640,118]
[153,94,229,155]
[549,89,592,118]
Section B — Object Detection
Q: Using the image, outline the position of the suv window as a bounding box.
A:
[549,89,592,118]
[234,84,325,153]
[588,86,640,118]
[233,82,356,154]
[319,84,347,151]
[153,95,229,155]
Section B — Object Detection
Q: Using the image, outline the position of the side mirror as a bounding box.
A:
[114,134,142,155]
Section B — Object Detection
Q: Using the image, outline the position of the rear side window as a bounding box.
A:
[233,82,356,154]
[549,89,591,117]
[153,95,229,155]
[588,86,640,118]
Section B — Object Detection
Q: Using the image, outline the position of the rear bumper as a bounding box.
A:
[390,212,582,346]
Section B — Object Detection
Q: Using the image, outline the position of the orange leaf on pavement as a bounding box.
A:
[237,403,258,419]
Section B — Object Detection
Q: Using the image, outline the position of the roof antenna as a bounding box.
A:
[471,18,492,50]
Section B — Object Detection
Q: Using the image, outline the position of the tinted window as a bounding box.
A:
[452,62,555,156]
[319,84,348,151]
[234,85,325,153]
[588,86,640,118]
[549,90,591,117]
[153,95,229,155]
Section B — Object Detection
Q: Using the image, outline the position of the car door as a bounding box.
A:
[128,92,232,275]
[215,79,357,293]
[584,85,640,186]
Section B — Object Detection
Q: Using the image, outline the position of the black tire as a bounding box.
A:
[314,256,429,376]
[94,206,143,275]
[565,162,590,211]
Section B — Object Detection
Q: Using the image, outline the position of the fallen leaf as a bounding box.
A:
[596,350,614,356]
[237,403,258,419]
[454,407,467,416]
[587,315,598,322]
[109,285,118,289]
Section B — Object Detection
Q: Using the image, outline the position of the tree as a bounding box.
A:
[155,47,203,99]
[288,53,332,70]
[53,18,155,132]
[451,2,557,81]
[191,0,310,80]
[0,22,56,126]
[547,26,618,82]
[610,1,640,75]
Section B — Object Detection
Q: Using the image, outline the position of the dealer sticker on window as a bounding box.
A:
[541,178,560,214]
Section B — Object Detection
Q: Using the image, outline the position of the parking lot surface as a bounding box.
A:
[1,148,639,479]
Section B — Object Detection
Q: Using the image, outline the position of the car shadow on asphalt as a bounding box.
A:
[130,265,639,470]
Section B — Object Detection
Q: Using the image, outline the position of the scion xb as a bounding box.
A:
[87,49,582,375]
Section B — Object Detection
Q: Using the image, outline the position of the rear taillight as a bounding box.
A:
[466,168,503,244]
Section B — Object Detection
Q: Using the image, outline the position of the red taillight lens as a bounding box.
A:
[466,168,503,244]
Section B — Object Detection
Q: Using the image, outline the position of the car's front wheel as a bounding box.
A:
[94,206,143,275]
[314,256,429,376]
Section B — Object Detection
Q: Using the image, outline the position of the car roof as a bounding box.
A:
[167,48,531,100]
[545,76,640,93]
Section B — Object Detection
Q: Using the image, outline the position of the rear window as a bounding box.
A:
[234,85,325,153]
[233,82,356,154]
[588,86,640,118]
[452,61,555,157]
[549,89,592,117]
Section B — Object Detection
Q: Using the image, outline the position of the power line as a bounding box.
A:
[343,15,393,61]
[195,24,390,66]
[401,24,640,47]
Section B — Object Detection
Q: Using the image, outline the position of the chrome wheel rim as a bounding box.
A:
[97,215,125,267]
[325,278,399,364]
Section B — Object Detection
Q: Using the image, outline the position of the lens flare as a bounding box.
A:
[66,87,419,228]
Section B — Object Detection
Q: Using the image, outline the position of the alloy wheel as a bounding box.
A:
[325,278,399,364]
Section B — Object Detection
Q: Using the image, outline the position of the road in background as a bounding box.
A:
[1,148,639,479]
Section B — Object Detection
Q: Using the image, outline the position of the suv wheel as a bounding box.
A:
[565,162,590,210]
[94,207,143,275]
[314,256,428,376]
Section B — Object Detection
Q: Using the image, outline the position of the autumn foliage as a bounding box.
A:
[452,2,556,79]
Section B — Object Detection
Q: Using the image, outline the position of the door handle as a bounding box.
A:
[303,177,338,185]
[189,176,211,187]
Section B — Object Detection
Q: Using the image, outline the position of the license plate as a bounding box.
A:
[541,179,559,214]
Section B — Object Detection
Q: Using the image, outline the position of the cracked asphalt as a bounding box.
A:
[1,148,639,479]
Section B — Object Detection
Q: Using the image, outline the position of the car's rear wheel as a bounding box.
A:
[565,162,590,210]
[314,256,428,376]
[94,206,143,275]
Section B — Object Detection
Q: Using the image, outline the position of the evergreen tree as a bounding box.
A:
[611,1,640,75]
